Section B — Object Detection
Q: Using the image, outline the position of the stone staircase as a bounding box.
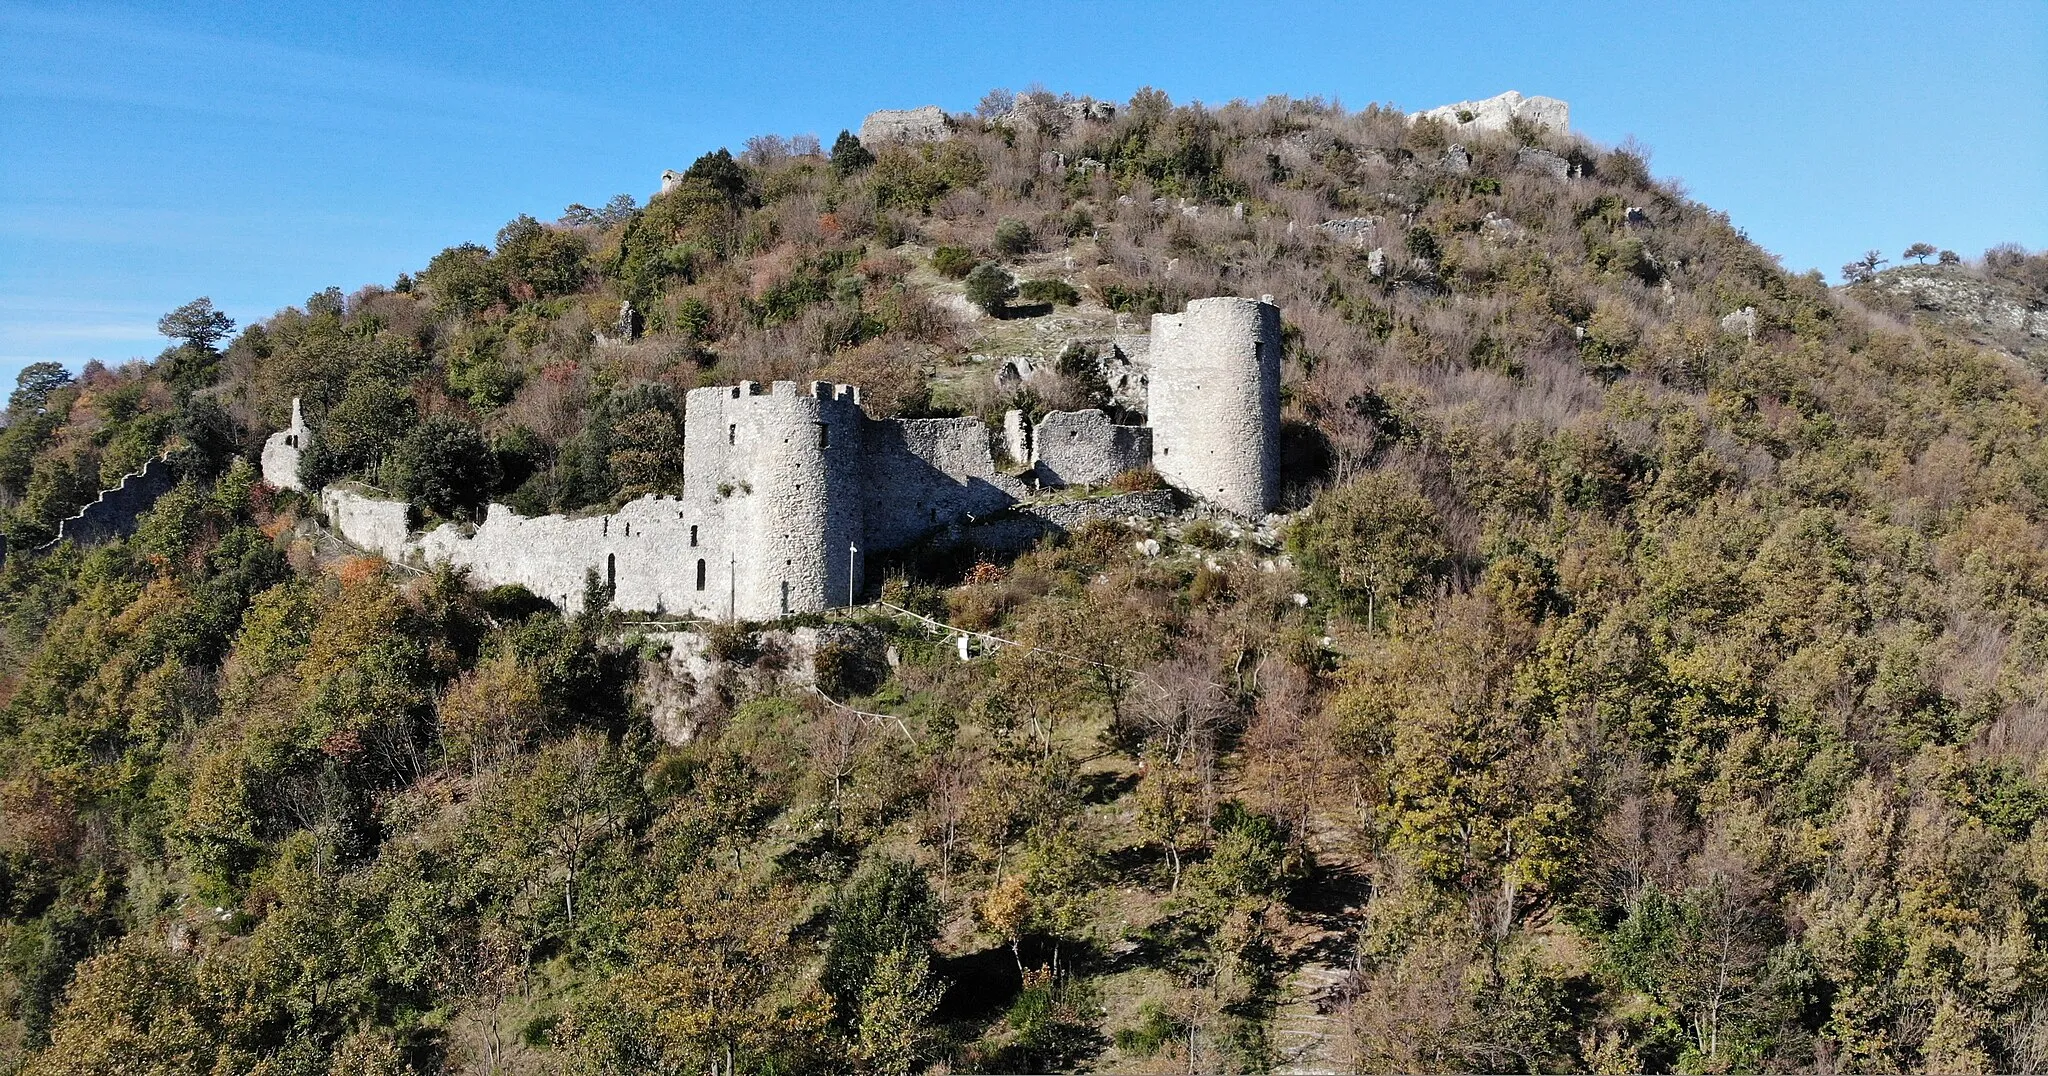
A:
[1271,961,1351,1074]
[1268,821,1373,1075]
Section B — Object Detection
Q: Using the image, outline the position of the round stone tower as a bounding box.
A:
[1147,296,1282,517]
[682,380,866,620]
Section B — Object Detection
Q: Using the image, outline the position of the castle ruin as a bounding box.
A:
[313,296,1284,618]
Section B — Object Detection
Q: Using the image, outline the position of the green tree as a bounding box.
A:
[420,242,503,317]
[994,217,1032,256]
[494,214,589,299]
[8,362,72,417]
[306,286,345,317]
[963,262,1016,317]
[157,297,234,351]
[823,858,942,1025]
[1137,754,1202,891]
[1286,471,1449,620]
[853,947,943,1076]
[831,129,874,176]
[382,415,497,521]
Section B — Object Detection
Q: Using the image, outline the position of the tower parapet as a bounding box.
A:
[683,380,867,619]
[1147,297,1282,517]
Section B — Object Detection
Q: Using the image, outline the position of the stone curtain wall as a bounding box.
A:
[862,417,1028,551]
[321,486,413,562]
[43,455,180,550]
[1030,409,1152,487]
[1148,297,1282,517]
[415,496,705,615]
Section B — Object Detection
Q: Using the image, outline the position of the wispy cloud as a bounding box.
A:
[0,3,610,136]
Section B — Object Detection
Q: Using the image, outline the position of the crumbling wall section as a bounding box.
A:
[1030,409,1151,487]
[261,397,310,491]
[859,105,952,144]
[963,489,1181,554]
[413,496,702,615]
[1148,297,1282,517]
[862,417,1026,551]
[44,456,180,550]
[321,485,414,563]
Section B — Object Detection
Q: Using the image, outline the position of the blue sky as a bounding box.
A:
[2,0,2044,380]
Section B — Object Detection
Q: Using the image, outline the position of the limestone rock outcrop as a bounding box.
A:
[1720,307,1759,340]
[1413,91,1569,135]
[1855,265,2048,365]
[1005,94,1115,133]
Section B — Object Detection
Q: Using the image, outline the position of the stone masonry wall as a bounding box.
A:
[962,489,1181,554]
[43,455,180,550]
[1148,297,1282,517]
[1030,409,1152,487]
[321,485,413,562]
[416,496,704,615]
[859,105,952,145]
[261,397,310,491]
[862,417,1027,551]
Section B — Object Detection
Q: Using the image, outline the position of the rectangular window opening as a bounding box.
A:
[728,423,736,445]
[689,525,698,547]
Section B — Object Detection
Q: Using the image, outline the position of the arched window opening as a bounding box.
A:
[605,553,616,592]
[696,559,707,590]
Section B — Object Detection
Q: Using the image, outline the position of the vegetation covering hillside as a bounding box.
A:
[5,87,2048,1073]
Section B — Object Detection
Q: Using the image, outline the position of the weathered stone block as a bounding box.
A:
[859,105,952,145]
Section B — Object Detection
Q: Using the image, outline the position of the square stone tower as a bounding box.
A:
[1147,297,1282,517]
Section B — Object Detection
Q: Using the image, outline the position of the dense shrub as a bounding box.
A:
[930,245,977,279]
[1019,279,1079,306]
[994,217,1032,256]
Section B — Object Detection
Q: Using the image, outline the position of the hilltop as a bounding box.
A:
[3,87,2048,1074]
[1847,249,2048,367]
